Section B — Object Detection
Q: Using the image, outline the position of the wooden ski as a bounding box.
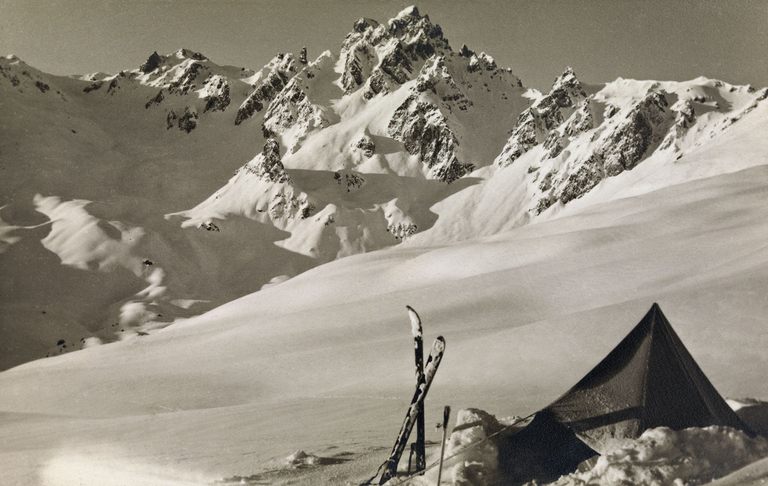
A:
[407,305,426,473]
[378,336,446,485]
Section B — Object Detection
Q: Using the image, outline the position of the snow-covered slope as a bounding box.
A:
[1,3,767,389]
[1,147,768,485]
[0,49,285,367]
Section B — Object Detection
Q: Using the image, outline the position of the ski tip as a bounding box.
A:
[433,336,446,352]
[407,305,422,336]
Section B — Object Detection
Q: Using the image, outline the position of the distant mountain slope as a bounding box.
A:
[1,4,767,369]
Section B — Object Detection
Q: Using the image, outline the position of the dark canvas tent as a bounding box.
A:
[498,303,752,485]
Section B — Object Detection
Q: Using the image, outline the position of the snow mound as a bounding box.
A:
[552,426,768,486]
[284,449,320,467]
[446,408,503,486]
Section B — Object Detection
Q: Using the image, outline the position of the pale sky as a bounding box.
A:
[1,0,766,90]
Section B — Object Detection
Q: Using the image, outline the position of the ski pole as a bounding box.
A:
[436,405,451,485]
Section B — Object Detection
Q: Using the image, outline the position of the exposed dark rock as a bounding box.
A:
[166,110,177,129]
[140,51,163,73]
[353,17,379,33]
[299,47,308,65]
[354,134,376,157]
[558,158,604,204]
[538,171,554,192]
[203,78,230,112]
[167,107,198,133]
[34,80,49,93]
[168,62,203,95]
[341,43,372,92]
[388,222,418,240]
[198,221,220,231]
[262,58,333,141]
[415,56,472,111]
[235,54,296,125]
[459,44,475,58]
[144,89,164,109]
[342,7,450,97]
[497,67,587,167]
[564,98,595,136]
[83,81,103,93]
[242,138,290,183]
[388,95,472,183]
[178,107,198,133]
[333,170,366,191]
[107,78,120,95]
[177,48,206,61]
[599,92,669,176]
[268,191,314,220]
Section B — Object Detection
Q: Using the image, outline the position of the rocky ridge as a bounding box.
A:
[493,70,766,213]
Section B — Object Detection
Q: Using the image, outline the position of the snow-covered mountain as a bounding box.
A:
[1,5,767,372]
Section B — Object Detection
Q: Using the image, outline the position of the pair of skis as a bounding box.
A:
[371,306,446,485]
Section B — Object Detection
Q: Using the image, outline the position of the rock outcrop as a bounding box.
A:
[388,94,471,182]
[235,53,297,125]
[339,6,451,98]
[242,138,290,183]
[261,52,337,149]
[497,67,588,167]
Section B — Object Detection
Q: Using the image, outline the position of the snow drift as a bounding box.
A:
[552,426,768,486]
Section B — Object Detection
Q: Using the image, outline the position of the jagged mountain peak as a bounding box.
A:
[552,66,579,88]
[338,4,454,96]
[545,66,586,103]
[140,51,164,73]
[173,48,208,61]
[136,48,209,73]
[352,17,380,33]
[386,5,447,47]
[394,5,421,19]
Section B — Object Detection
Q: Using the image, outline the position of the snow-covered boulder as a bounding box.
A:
[446,408,503,486]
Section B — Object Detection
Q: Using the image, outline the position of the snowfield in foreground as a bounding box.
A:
[1,159,768,484]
